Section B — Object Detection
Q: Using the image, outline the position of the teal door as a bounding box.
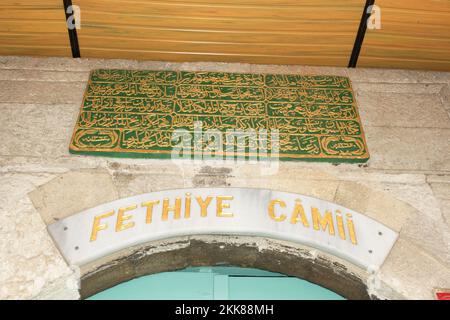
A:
[88,267,344,300]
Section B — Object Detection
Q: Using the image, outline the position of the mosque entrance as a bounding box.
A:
[87,266,344,300]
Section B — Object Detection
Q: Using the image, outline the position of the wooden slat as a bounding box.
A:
[106,0,363,6]
[77,26,357,45]
[359,0,450,71]
[361,45,450,62]
[77,13,359,33]
[73,0,364,20]
[0,1,71,57]
[376,8,450,27]
[0,33,74,46]
[3,0,448,71]
[368,21,450,39]
[0,45,72,57]
[378,0,450,12]
[80,47,349,66]
[72,0,364,66]
[0,21,69,34]
[0,9,64,20]
[0,0,64,6]
[77,34,353,56]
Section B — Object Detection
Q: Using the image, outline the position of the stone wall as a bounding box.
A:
[0,56,449,299]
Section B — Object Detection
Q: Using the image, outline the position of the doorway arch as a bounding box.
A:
[80,235,372,300]
[87,266,345,300]
[33,172,435,300]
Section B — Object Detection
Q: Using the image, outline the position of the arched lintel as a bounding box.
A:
[80,235,374,300]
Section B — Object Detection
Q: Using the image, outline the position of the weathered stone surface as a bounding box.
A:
[357,92,450,128]
[364,126,450,172]
[429,183,450,200]
[174,61,253,73]
[379,238,450,300]
[227,177,340,202]
[112,172,186,198]
[249,64,348,76]
[441,200,450,227]
[400,207,450,265]
[347,67,450,84]
[28,170,119,225]
[234,163,336,181]
[427,174,450,183]
[192,166,233,188]
[334,181,412,232]
[439,84,450,113]
[353,82,445,94]
[0,173,79,299]
[0,81,85,104]
[0,103,78,158]
[0,69,89,82]
[334,171,426,185]
[0,56,140,72]
[368,182,443,221]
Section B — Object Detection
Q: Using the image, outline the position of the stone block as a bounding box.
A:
[28,170,118,225]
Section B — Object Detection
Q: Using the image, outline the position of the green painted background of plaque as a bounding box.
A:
[69,69,369,163]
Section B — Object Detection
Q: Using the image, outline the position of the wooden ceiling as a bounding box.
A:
[0,1,71,57]
[359,0,450,71]
[0,0,449,71]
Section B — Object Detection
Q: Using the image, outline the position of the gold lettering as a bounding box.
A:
[290,199,309,227]
[268,199,287,222]
[336,210,346,240]
[185,193,191,218]
[196,196,213,217]
[346,214,358,245]
[141,200,159,224]
[90,210,114,242]
[311,207,335,236]
[216,195,234,217]
[116,205,137,232]
[162,198,181,220]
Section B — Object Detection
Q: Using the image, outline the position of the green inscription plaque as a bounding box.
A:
[69,69,369,162]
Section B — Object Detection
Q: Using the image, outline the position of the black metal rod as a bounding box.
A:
[348,0,375,68]
[63,0,80,58]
